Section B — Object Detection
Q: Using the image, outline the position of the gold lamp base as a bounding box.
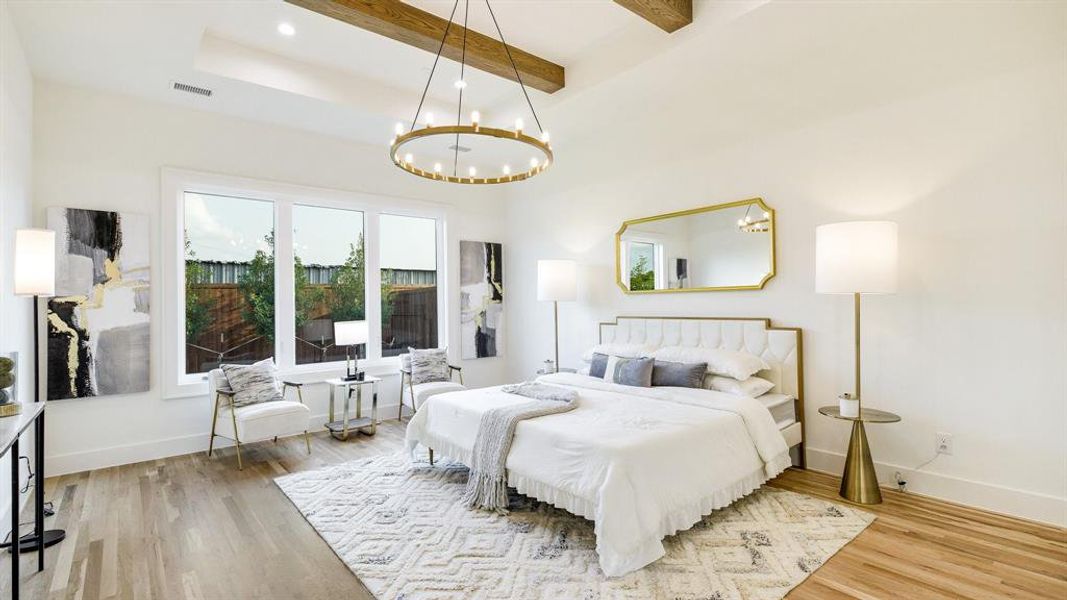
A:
[840,420,882,504]
[0,402,22,418]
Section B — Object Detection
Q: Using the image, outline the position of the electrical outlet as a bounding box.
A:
[935,432,953,455]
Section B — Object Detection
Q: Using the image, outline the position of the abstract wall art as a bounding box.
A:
[459,241,503,359]
[47,208,150,400]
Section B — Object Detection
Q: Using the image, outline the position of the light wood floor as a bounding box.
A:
[4,420,1065,599]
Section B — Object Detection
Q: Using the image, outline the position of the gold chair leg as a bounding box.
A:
[304,431,312,454]
[409,378,418,414]
[230,400,243,470]
[207,394,221,457]
[398,373,405,421]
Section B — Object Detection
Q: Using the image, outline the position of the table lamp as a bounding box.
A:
[816,220,898,503]
[334,320,368,381]
[537,259,577,373]
[13,228,66,551]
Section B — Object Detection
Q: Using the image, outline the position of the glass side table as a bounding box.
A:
[325,376,381,441]
[819,405,901,505]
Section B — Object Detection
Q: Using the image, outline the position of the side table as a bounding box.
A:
[818,405,901,504]
[325,377,381,441]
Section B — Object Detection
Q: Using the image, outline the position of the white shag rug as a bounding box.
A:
[275,453,873,600]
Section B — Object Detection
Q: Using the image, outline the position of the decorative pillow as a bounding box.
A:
[602,356,654,387]
[707,375,775,398]
[408,347,450,385]
[651,361,707,388]
[651,346,768,381]
[220,358,282,408]
[588,352,610,378]
[580,343,654,362]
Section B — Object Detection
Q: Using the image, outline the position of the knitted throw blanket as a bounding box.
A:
[462,383,579,513]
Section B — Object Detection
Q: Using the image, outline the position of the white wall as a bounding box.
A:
[0,3,36,518]
[505,2,1066,525]
[33,81,510,475]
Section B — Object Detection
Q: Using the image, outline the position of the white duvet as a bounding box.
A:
[404,372,792,577]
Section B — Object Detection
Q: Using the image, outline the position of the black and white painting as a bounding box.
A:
[47,208,150,400]
[460,241,503,359]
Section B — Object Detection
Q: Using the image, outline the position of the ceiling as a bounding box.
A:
[8,0,657,148]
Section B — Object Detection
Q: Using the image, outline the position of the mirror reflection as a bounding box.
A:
[615,198,776,293]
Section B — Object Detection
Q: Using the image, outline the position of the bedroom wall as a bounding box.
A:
[504,2,1066,525]
[0,3,36,519]
[32,81,511,475]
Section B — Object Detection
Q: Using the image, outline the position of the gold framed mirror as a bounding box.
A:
[615,197,776,293]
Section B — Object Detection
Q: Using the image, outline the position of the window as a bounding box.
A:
[164,169,447,396]
[293,205,366,365]
[380,214,438,357]
[628,241,656,291]
[184,192,275,374]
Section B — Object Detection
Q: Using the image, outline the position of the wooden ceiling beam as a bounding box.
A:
[284,0,565,94]
[613,0,692,33]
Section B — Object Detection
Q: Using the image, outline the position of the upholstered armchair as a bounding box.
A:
[207,368,312,470]
[398,353,466,420]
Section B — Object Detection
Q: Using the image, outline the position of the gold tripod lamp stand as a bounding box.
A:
[816,221,899,504]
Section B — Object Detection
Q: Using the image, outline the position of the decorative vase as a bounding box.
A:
[839,393,860,418]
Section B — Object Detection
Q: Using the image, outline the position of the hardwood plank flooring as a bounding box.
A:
[3,420,1064,599]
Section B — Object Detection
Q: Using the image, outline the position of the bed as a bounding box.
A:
[405,316,805,577]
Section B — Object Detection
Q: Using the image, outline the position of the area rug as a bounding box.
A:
[275,453,874,600]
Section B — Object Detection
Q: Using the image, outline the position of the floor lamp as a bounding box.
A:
[536,260,577,373]
[815,221,898,504]
[13,229,66,552]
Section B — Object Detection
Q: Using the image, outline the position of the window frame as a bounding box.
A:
[161,168,447,399]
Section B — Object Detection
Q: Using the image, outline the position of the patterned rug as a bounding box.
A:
[275,453,873,600]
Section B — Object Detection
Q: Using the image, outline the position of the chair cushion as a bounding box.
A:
[220,359,283,407]
[219,400,310,443]
[407,381,467,406]
[407,347,450,384]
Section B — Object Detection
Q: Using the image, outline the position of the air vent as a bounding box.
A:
[447,144,471,153]
[172,81,213,97]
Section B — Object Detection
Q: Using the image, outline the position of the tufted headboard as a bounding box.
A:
[599,316,804,447]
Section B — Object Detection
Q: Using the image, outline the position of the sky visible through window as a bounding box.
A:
[185,193,436,269]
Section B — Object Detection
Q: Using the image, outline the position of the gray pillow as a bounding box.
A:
[589,352,609,378]
[603,356,654,387]
[408,347,450,385]
[220,358,283,408]
[652,361,707,388]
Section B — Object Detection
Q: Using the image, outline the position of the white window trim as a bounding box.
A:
[161,167,448,399]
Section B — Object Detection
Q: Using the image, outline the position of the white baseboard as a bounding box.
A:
[805,446,1066,527]
[46,404,405,477]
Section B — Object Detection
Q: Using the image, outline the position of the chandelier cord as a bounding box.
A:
[411,0,460,133]
[453,0,470,177]
[485,0,543,133]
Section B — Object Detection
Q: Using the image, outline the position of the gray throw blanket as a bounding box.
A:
[462,383,579,513]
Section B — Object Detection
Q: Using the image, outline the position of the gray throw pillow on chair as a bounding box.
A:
[407,347,450,385]
[220,358,283,408]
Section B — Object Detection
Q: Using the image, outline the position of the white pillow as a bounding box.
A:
[707,375,775,398]
[650,346,768,381]
[580,343,654,362]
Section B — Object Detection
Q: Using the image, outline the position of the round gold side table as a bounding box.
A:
[818,406,901,505]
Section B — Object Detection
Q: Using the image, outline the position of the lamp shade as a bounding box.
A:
[333,320,368,346]
[14,228,56,297]
[815,221,898,294]
[537,259,577,302]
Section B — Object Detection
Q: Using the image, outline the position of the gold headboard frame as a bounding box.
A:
[597,315,805,468]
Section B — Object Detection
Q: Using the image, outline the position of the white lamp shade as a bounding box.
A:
[333,320,368,346]
[14,228,56,296]
[815,221,898,294]
[537,259,577,302]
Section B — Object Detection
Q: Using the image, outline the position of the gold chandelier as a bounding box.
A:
[389,0,552,185]
[738,205,771,233]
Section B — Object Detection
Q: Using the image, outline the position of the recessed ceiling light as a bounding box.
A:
[277,22,296,36]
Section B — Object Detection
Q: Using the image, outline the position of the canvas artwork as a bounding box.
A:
[47,208,150,400]
[460,241,503,359]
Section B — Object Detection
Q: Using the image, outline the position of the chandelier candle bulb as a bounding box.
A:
[502,165,511,175]
[541,131,550,143]
[530,157,539,168]
[395,122,404,135]
[425,112,434,126]
[515,118,524,133]
[468,166,477,177]
[404,153,413,164]
[454,79,467,89]
[471,110,480,126]
[433,163,442,173]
